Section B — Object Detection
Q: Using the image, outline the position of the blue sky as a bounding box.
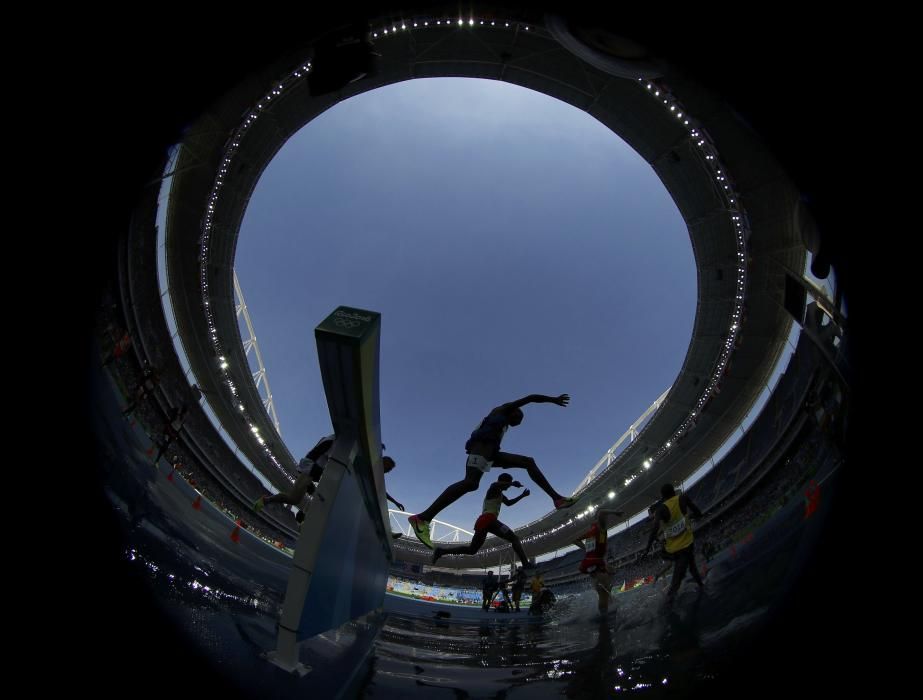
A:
[235,77,695,531]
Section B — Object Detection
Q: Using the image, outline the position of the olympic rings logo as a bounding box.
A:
[334,318,361,329]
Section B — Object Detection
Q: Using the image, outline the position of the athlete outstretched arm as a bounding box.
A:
[502,394,570,410]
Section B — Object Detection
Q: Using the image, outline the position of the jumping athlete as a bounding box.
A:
[643,484,705,604]
[255,435,399,512]
[573,508,623,613]
[409,393,578,547]
[431,473,531,568]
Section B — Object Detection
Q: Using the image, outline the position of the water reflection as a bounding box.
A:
[369,582,728,698]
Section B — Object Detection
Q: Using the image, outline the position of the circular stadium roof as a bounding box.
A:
[143,5,813,567]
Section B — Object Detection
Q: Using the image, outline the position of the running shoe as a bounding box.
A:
[408,514,433,548]
[253,496,265,513]
[553,496,579,510]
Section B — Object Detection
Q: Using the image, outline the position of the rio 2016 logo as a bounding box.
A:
[333,310,371,330]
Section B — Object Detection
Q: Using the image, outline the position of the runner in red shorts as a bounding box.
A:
[573,507,623,613]
[431,473,531,568]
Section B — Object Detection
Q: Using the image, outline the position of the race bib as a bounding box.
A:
[663,517,687,538]
[466,454,493,473]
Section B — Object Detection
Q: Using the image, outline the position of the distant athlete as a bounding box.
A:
[529,572,555,615]
[572,507,623,613]
[431,473,531,568]
[122,362,159,417]
[510,566,528,612]
[643,484,705,604]
[152,403,188,465]
[409,394,578,547]
[481,571,499,611]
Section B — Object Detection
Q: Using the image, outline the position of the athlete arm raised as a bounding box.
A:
[503,488,530,506]
[503,394,570,410]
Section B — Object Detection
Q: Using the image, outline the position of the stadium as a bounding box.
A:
[87,4,865,699]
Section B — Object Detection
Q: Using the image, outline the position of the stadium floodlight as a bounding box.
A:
[608,491,615,499]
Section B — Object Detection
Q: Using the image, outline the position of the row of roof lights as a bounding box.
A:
[622,79,750,477]
[372,17,528,38]
[198,60,318,480]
